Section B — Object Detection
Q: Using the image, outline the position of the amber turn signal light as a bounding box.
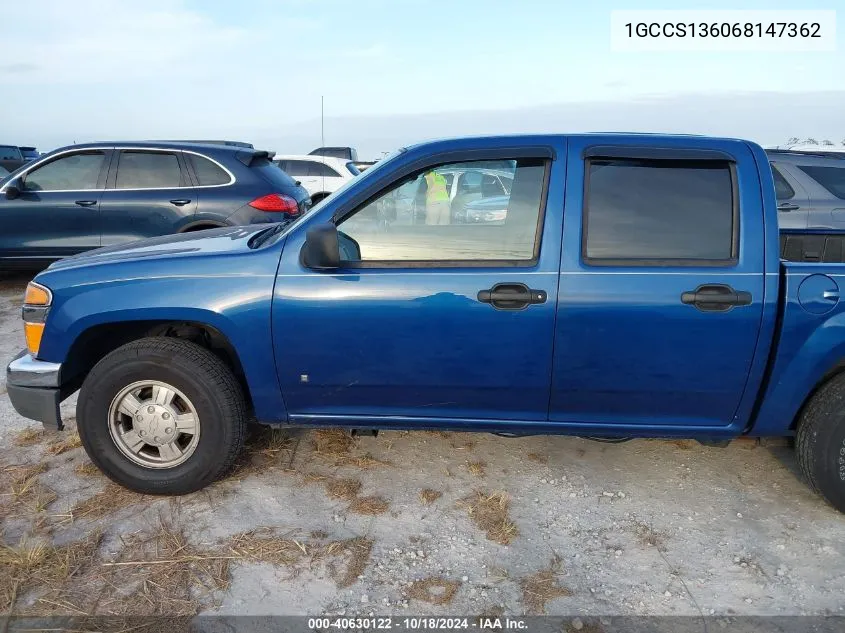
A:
[24,283,51,306]
[25,322,45,355]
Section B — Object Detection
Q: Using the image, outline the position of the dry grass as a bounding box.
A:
[225,530,372,589]
[95,516,230,616]
[325,536,373,588]
[228,528,308,566]
[0,530,102,614]
[325,478,363,501]
[521,560,571,614]
[422,430,451,438]
[631,520,668,550]
[311,429,390,469]
[459,491,518,545]
[1,463,57,519]
[74,461,101,477]
[348,495,389,516]
[67,483,148,523]
[466,461,486,477]
[667,439,695,450]
[526,452,548,464]
[312,428,355,456]
[46,432,82,455]
[232,427,295,477]
[406,577,461,605]
[14,426,45,447]
[419,489,442,505]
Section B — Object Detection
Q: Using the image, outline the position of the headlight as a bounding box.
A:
[23,282,52,356]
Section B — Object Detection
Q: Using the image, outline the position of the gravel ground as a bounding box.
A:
[2,269,845,618]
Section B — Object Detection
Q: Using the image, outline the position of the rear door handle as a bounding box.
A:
[74,200,97,207]
[477,283,546,310]
[170,199,191,206]
[681,284,752,312]
[778,202,800,212]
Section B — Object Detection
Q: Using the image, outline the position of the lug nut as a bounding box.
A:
[165,427,172,433]
[136,415,143,422]
[154,436,160,442]
[139,430,146,437]
[147,406,155,413]
[161,412,170,420]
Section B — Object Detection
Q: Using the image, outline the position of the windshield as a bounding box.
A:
[279,148,406,236]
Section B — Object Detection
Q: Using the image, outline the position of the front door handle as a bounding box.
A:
[170,199,191,206]
[477,283,546,310]
[778,202,800,212]
[74,200,97,207]
[681,284,752,312]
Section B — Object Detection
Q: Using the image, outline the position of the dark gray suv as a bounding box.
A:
[767,149,845,229]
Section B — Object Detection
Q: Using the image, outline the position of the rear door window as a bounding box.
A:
[116,151,183,189]
[584,158,735,263]
[797,165,845,199]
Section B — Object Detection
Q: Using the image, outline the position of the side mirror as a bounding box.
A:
[5,178,21,200]
[302,223,340,270]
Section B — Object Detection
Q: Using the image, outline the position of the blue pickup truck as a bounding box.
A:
[7,133,845,513]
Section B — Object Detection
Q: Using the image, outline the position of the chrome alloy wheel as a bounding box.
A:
[107,380,200,468]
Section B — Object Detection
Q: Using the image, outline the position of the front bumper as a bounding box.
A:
[6,349,65,429]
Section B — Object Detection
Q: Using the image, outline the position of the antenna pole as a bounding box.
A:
[321,96,325,148]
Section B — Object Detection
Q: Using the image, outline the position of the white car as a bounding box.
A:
[273,155,360,204]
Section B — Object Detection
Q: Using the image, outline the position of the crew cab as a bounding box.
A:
[7,133,845,515]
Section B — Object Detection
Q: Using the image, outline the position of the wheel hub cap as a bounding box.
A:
[107,380,201,469]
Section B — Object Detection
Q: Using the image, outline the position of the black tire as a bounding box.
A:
[77,337,247,495]
[796,373,845,512]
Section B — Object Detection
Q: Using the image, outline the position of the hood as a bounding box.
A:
[46,224,275,272]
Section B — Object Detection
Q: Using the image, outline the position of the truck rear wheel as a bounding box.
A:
[76,337,247,495]
[796,374,845,513]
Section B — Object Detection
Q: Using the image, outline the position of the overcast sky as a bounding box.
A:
[1,0,843,158]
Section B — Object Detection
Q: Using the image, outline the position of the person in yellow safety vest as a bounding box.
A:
[424,170,451,225]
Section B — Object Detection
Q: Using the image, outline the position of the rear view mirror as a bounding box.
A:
[302,223,340,270]
[5,178,21,200]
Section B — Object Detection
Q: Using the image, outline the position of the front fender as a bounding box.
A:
[34,249,287,422]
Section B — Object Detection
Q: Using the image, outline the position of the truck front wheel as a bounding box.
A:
[796,374,845,513]
[76,337,247,495]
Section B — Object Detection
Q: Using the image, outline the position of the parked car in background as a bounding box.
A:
[0,145,27,172]
[767,149,845,229]
[309,146,358,161]
[0,141,310,268]
[376,162,515,226]
[19,146,41,162]
[0,165,9,179]
[274,154,359,204]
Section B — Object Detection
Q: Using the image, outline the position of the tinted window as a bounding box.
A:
[584,159,734,262]
[23,151,105,191]
[0,146,22,161]
[282,160,311,177]
[252,158,299,189]
[188,153,231,186]
[310,162,341,177]
[771,165,795,200]
[116,151,182,189]
[797,165,845,199]
[336,158,546,263]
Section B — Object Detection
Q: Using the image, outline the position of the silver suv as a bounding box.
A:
[767,149,845,229]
